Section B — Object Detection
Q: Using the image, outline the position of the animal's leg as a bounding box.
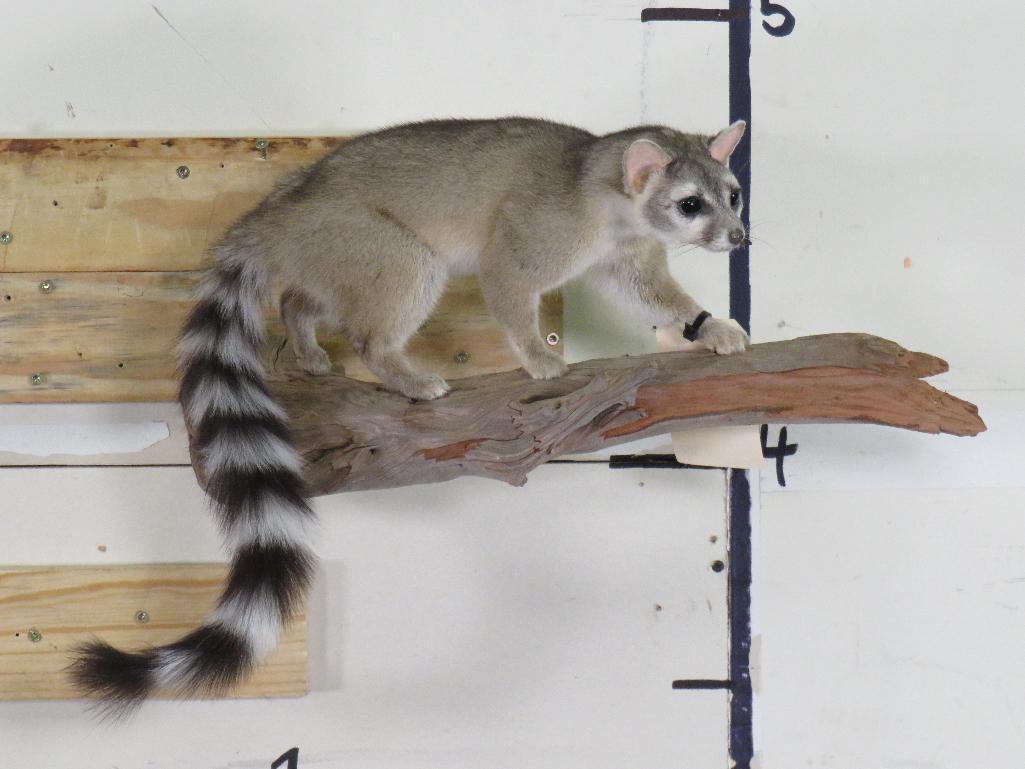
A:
[280,288,333,375]
[339,212,451,400]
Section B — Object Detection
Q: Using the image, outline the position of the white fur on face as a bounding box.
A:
[663,177,745,251]
[674,218,712,248]
[668,184,700,201]
[704,233,739,252]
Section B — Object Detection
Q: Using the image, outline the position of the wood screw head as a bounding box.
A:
[39,280,53,293]
[0,231,12,244]
[27,628,42,643]
[176,165,190,179]
[546,332,560,346]
[134,610,150,624]
[454,351,470,364]
[29,373,44,386]
[255,138,269,151]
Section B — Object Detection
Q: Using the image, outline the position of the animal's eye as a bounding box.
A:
[678,196,702,216]
[729,189,741,207]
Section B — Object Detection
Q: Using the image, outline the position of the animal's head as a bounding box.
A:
[622,121,748,252]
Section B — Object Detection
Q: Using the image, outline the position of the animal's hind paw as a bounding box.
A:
[297,348,333,375]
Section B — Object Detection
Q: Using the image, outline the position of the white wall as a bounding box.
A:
[1,3,732,768]
[2,465,732,769]
[750,3,1025,767]
[1,2,1022,768]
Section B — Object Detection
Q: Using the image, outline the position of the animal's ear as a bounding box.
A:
[623,139,673,194]
[707,120,746,164]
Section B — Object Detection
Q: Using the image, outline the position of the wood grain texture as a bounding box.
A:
[0,136,562,403]
[0,271,562,403]
[0,564,306,700]
[186,334,984,496]
[0,137,344,272]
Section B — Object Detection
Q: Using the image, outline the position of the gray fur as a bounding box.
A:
[218,117,750,399]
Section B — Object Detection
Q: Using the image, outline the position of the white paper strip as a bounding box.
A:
[0,422,170,458]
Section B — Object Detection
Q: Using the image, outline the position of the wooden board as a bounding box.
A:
[0,137,344,273]
[0,136,564,403]
[0,564,306,700]
[0,271,562,403]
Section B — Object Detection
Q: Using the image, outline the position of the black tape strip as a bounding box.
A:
[727,4,755,766]
[641,7,743,22]
[634,4,780,766]
[608,453,720,471]
[673,679,733,690]
[727,467,754,767]
[728,2,752,334]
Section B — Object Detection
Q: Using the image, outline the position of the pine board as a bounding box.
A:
[0,136,564,403]
[0,137,343,273]
[0,564,306,700]
[0,271,562,403]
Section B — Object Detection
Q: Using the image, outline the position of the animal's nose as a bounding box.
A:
[728,228,746,245]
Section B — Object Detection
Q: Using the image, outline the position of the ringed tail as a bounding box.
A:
[69,250,316,715]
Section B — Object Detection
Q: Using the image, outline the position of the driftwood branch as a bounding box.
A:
[189,333,985,496]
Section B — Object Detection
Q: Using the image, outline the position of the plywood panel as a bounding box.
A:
[0,564,306,700]
[0,137,343,272]
[0,271,562,403]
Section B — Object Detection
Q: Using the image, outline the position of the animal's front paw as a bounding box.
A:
[523,351,570,380]
[698,318,750,355]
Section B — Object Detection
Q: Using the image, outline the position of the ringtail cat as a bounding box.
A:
[71,118,750,711]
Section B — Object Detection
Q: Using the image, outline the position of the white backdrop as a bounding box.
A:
[1,2,1023,768]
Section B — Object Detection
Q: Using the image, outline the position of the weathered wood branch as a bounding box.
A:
[189,333,985,496]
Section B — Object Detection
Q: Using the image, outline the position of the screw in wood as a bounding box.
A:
[29,373,44,386]
[255,138,269,151]
[27,628,42,643]
[39,280,53,293]
[546,332,560,346]
[0,231,12,244]
[135,610,150,624]
[454,351,471,364]
[176,165,190,179]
